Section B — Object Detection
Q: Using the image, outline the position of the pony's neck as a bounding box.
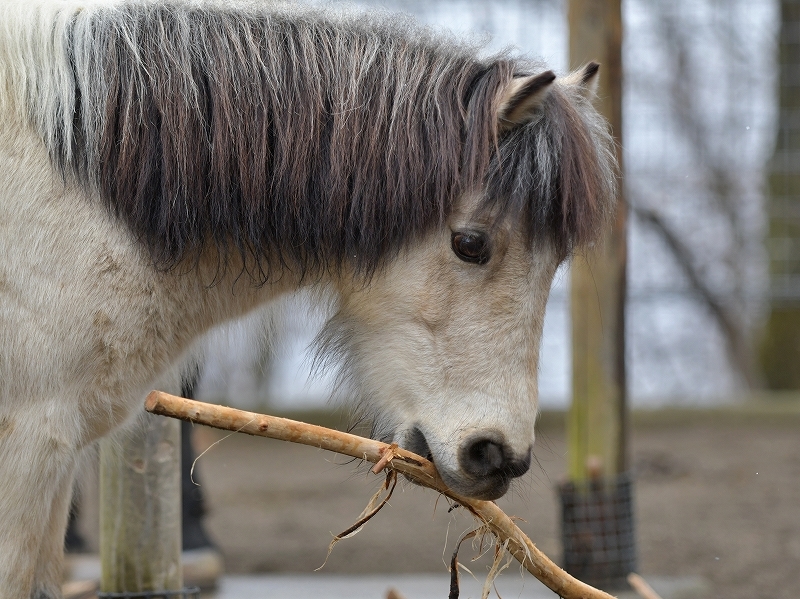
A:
[180,252,308,328]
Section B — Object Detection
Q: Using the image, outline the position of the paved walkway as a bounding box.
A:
[202,573,708,599]
[204,573,550,599]
[67,555,708,599]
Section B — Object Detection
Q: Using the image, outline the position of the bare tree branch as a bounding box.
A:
[628,1,762,387]
[633,203,756,385]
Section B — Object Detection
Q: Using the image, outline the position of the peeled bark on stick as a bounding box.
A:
[144,391,617,599]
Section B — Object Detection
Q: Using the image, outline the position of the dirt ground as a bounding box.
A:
[78,400,800,599]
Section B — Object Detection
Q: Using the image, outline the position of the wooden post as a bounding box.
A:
[99,413,183,593]
[567,0,627,484]
[561,0,633,588]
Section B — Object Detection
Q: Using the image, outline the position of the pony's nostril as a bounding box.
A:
[469,439,504,472]
[459,435,532,479]
[405,426,433,461]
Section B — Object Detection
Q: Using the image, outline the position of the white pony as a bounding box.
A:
[0,1,615,596]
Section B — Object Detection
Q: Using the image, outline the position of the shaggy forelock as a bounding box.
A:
[483,83,617,256]
[4,0,616,281]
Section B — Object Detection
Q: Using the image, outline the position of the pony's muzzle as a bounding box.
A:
[403,426,532,500]
[458,432,532,482]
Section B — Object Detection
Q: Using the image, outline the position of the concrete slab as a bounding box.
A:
[201,573,709,599]
[67,555,709,599]
[201,573,560,599]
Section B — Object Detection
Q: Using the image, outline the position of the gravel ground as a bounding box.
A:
[76,401,800,599]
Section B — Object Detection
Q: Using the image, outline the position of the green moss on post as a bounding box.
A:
[760,308,800,389]
[569,253,625,483]
[761,0,800,390]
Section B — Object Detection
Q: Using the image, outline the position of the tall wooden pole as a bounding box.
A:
[567,0,627,484]
[561,0,632,588]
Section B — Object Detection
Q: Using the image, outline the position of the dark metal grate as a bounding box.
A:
[558,473,636,591]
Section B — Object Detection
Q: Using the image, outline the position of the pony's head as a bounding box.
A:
[10,1,615,499]
[326,64,615,500]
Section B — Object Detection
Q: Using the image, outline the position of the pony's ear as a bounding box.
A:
[497,70,556,133]
[561,61,601,98]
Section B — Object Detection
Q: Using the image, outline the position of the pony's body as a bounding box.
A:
[0,1,615,597]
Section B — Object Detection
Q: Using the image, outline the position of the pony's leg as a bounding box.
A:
[32,464,77,599]
[0,407,78,599]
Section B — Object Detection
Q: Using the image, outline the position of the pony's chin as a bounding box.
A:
[437,469,512,501]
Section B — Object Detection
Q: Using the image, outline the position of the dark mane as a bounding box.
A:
[43,0,614,280]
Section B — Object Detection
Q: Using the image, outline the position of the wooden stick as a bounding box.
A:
[62,580,100,599]
[145,391,617,599]
[627,573,664,599]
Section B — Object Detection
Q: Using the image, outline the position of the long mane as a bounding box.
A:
[0,0,615,280]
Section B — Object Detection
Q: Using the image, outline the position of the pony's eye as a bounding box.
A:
[451,231,490,265]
